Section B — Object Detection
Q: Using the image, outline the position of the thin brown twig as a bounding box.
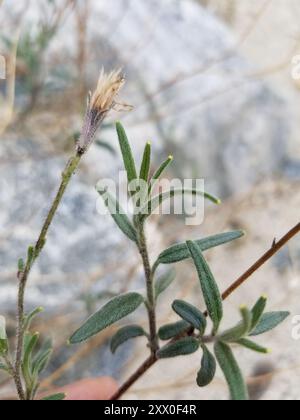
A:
[110,222,300,400]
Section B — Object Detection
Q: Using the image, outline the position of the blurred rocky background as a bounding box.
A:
[0,0,299,400]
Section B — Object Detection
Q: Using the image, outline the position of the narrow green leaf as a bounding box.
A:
[219,306,252,343]
[70,292,144,344]
[42,393,66,401]
[157,337,200,359]
[172,300,207,335]
[149,155,173,193]
[23,307,44,332]
[214,341,249,401]
[186,241,223,334]
[23,333,39,368]
[197,345,217,387]
[250,312,290,337]
[139,142,151,182]
[140,189,221,219]
[236,338,270,354]
[158,320,191,341]
[110,325,147,354]
[154,269,176,301]
[0,316,8,355]
[97,188,137,243]
[116,122,137,185]
[251,296,267,330]
[156,231,244,266]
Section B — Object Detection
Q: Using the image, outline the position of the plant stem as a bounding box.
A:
[14,153,82,400]
[110,355,157,401]
[137,222,159,355]
[221,222,300,302]
[111,222,300,400]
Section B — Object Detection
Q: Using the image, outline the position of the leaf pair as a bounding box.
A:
[215,298,290,401]
[219,297,290,349]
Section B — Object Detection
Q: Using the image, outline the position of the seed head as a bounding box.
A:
[77,69,126,155]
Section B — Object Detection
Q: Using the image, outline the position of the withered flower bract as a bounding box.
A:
[77,69,126,155]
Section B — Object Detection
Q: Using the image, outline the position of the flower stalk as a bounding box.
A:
[13,69,126,400]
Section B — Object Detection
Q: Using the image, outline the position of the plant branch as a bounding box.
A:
[111,222,300,400]
[14,153,82,400]
[110,355,157,401]
[221,222,300,302]
[137,222,159,355]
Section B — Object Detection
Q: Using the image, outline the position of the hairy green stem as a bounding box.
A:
[14,154,82,400]
[137,222,159,355]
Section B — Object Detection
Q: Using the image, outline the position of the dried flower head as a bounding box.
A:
[77,69,126,155]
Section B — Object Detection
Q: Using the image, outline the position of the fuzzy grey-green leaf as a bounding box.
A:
[70,292,144,344]
[97,188,137,243]
[172,300,207,335]
[22,333,39,375]
[111,325,146,354]
[251,296,268,330]
[116,122,137,185]
[157,337,200,359]
[139,142,151,182]
[197,345,217,387]
[186,241,223,334]
[157,231,244,265]
[154,269,176,300]
[236,338,270,354]
[158,320,191,341]
[250,312,290,336]
[214,341,249,401]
